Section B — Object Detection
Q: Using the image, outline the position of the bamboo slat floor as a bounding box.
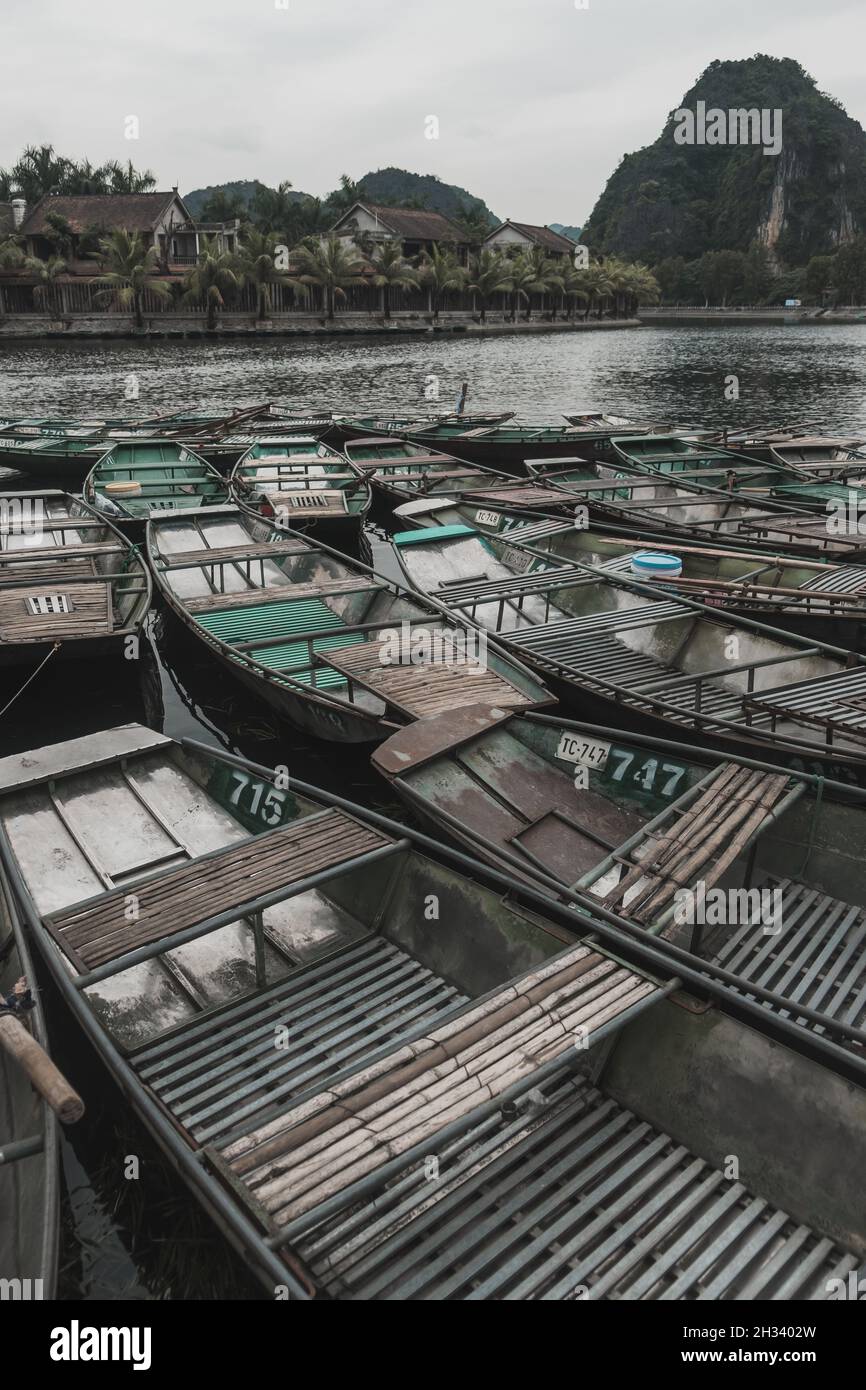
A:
[321,640,538,718]
[215,942,661,1228]
[0,582,113,642]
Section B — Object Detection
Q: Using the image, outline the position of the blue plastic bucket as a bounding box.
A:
[630,550,683,580]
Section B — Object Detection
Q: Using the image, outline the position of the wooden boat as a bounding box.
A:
[147,504,551,743]
[521,460,866,562]
[342,437,511,506]
[0,489,151,667]
[0,436,115,482]
[388,512,866,645]
[609,434,797,491]
[326,411,513,447]
[0,867,61,1298]
[3,723,864,1300]
[83,440,228,530]
[389,521,866,786]
[231,436,372,541]
[402,422,622,473]
[373,705,866,1045]
[768,437,866,478]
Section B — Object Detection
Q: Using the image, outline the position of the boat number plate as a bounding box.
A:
[555,732,610,769]
[499,544,533,572]
[475,509,501,527]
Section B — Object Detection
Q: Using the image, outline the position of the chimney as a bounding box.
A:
[11,198,26,229]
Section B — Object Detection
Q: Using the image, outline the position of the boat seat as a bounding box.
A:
[320,640,540,718]
[45,809,395,973]
[154,539,309,571]
[184,577,379,614]
[0,581,114,643]
[210,941,661,1230]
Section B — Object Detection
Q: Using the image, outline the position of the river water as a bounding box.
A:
[2,322,865,1299]
[2,322,866,430]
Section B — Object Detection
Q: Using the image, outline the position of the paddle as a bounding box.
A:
[0,977,84,1124]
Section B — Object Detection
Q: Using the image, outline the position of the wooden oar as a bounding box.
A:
[0,979,84,1124]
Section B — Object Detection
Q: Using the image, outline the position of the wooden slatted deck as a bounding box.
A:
[320,639,538,717]
[0,581,113,642]
[713,877,866,1037]
[743,668,866,744]
[290,1070,859,1300]
[154,540,308,571]
[214,942,661,1229]
[130,934,468,1147]
[184,577,379,614]
[46,809,394,972]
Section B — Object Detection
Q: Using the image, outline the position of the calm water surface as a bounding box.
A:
[1,323,866,429]
[3,323,865,1299]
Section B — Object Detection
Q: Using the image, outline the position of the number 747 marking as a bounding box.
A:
[607,750,686,798]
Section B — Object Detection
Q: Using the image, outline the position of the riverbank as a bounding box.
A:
[0,314,641,343]
[639,307,866,324]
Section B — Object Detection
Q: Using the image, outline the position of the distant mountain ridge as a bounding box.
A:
[582,55,866,266]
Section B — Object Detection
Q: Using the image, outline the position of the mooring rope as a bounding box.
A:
[0,642,60,719]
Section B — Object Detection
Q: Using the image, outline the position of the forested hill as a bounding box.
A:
[582,56,866,267]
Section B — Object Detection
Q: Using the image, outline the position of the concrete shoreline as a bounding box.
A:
[0,315,641,343]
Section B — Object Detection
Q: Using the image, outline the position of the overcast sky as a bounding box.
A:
[2,0,865,225]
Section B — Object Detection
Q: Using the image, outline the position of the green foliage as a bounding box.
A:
[583,56,866,268]
[91,228,171,328]
[292,235,366,320]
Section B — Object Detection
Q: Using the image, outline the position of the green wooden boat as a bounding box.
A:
[609,434,797,491]
[84,440,228,528]
[343,437,508,505]
[3,723,864,1299]
[231,436,372,540]
[147,504,551,743]
[326,411,513,446]
[402,422,621,473]
[0,436,114,482]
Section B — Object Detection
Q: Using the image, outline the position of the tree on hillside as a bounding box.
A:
[325,175,368,214]
[698,250,746,306]
[804,254,836,302]
[832,237,866,304]
[199,189,247,223]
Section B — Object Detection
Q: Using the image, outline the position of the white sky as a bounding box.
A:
[2,0,864,225]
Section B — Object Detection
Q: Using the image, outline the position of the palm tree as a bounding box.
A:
[418,243,465,320]
[24,255,67,316]
[560,262,589,320]
[467,248,512,322]
[249,180,296,237]
[293,236,366,320]
[12,145,71,200]
[326,175,367,214]
[507,251,547,322]
[182,237,242,330]
[91,229,172,329]
[368,241,419,318]
[625,262,660,315]
[0,235,24,270]
[103,159,157,194]
[237,227,306,320]
[576,262,615,320]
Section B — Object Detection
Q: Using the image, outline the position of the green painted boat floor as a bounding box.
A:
[194,596,366,687]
